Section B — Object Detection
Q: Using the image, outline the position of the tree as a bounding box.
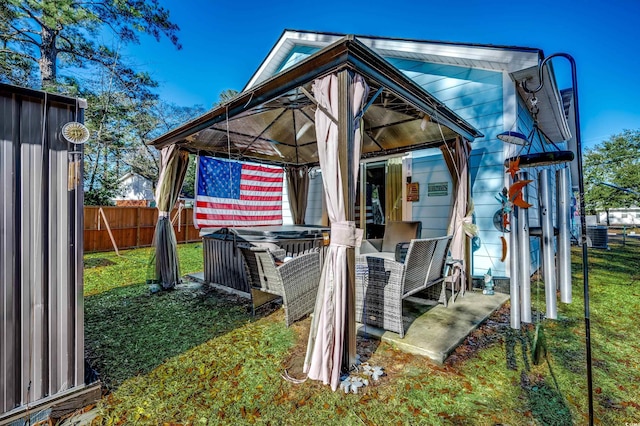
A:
[215,88,238,106]
[583,129,640,215]
[0,0,180,93]
[81,87,205,204]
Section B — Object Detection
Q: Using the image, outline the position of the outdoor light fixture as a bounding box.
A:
[521,53,594,426]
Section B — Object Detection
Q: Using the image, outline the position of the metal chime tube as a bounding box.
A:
[510,193,521,329]
[539,169,557,319]
[557,167,572,303]
[517,171,531,323]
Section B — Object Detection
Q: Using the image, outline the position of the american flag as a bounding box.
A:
[194,156,283,228]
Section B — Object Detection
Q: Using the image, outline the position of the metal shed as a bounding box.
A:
[0,83,99,424]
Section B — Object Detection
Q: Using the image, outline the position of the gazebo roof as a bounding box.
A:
[149,35,483,166]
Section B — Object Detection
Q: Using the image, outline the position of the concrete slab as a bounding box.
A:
[356,290,509,363]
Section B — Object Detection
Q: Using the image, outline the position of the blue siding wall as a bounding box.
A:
[387,58,508,276]
[409,149,453,237]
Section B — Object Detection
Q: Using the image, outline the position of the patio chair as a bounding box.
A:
[358,221,422,262]
[240,246,321,327]
[355,235,452,338]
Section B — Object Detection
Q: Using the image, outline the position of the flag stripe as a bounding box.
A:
[196,204,282,213]
[196,213,282,221]
[195,156,283,228]
[240,184,282,192]
[196,218,284,227]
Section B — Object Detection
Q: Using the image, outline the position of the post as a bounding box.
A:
[136,206,141,248]
[337,69,357,371]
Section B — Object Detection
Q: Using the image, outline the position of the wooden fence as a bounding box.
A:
[84,206,200,252]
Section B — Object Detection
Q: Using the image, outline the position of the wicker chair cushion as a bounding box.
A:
[380,221,422,252]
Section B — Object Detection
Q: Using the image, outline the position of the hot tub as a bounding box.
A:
[201,226,329,294]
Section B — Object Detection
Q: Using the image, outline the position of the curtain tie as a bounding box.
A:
[329,221,363,248]
[159,211,170,219]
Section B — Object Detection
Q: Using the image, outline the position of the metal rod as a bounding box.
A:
[539,169,557,319]
[510,179,521,329]
[517,172,531,323]
[557,167,572,303]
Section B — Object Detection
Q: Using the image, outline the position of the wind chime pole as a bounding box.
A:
[517,171,532,323]
[566,54,594,426]
[539,168,557,319]
[526,53,593,425]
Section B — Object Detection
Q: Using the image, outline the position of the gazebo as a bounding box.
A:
[149,35,482,390]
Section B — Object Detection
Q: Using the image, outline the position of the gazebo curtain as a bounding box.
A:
[304,72,369,391]
[440,138,474,291]
[286,165,310,224]
[385,157,403,222]
[153,145,190,289]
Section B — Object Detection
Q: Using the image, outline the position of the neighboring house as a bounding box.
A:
[597,207,640,227]
[115,172,155,206]
[258,30,573,279]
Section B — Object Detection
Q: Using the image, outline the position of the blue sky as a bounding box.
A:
[124,0,640,149]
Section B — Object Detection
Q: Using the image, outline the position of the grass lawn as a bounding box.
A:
[84,238,640,425]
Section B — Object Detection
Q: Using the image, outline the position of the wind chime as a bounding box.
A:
[496,92,575,356]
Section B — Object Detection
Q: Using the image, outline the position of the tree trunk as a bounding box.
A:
[39,26,57,89]
[88,146,102,192]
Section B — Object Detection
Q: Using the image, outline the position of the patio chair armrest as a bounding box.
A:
[277,251,321,298]
[277,251,321,326]
[355,254,407,336]
[395,242,411,262]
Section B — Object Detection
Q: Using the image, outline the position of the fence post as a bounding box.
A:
[136,207,141,248]
[184,207,189,243]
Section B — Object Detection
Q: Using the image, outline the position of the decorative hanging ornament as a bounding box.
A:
[508,179,533,208]
[505,157,521,179]
[61,121,90,144]
[497,131,529,146]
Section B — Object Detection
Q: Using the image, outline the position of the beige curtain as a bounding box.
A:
[385,157,403,222]
[304,71,369,391]
[153,145,190,289]
[286,165,310,224]
[440,138,473,291]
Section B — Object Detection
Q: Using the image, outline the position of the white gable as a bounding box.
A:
[245,30,570,142]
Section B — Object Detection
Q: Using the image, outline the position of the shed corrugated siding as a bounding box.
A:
[0,87,84,417]
[388,58,507,276]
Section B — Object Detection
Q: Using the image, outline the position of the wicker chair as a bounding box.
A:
[358,221,422,261]
[355,235,452,337]
[240,246,320,327]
